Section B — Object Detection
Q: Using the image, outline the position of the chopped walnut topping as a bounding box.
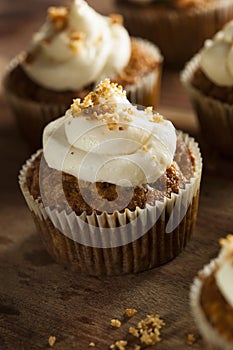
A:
[130,314,165,346]
[109,13,123,25]
[89,342,96,347]
[129,327,140,338]
[69,40,83,53]
[48,336,56,347]
[47,6,68,31]
[111,319,122,328]
[150,113,164,124]
[114,340,127,350]
[71,79,125,117]
[220,235,233,247]
[69,31,86,41]
[187,333,196,346]
[145,106,153,115]
[134,346,141,350]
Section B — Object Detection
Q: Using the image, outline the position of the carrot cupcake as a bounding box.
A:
[190,235,233,350]
[115,0,233,68]
[181,20,233,158]
[3,0,162,150]
[19,79,202,276]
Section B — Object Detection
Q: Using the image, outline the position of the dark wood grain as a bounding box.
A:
[0,1,233,350]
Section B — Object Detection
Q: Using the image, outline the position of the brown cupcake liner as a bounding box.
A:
[181,54,233,158]
[3,54,68,151]
[19,131,202,276]
[3,38,162,151]
[116,1,233,68]
[190,259,233,350]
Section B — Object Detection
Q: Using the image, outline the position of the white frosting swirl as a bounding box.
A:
[43,80,177,186]
[215,235,233,308]
[23,0,131,91]
[200,21,233,87]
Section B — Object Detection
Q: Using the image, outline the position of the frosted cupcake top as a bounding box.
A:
[22,0,131,91]
[43,79,177,186]
[200,21,233,87]
[215,235,233,308]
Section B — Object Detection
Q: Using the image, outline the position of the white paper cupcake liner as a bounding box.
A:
[181,53,233,157]
[116,1,233,67]
[19,131,202,275]
[190,259,233,350]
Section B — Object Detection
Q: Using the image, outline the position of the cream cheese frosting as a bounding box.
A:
[23,0,131,91]
[215,235,233,308]
[200,21,233,87]
[43,79,177,186]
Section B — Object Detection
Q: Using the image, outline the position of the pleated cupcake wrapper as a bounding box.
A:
[181,54,233,158]
[3,53,68,151]
[190,259,233,350]
[3,39,162,150]
[117,1,233,67]
[19,131,202,275]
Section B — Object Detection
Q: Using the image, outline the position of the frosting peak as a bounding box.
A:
[200,20,233,87]
[43,80,177,186]
[216,235,233,308]
[23,0,131,91]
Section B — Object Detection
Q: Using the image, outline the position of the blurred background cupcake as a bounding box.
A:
[115,0,233,69]
[190,235,233,350]
[3,0,162,151]
[181,20,233,158]
[19,80,202,276]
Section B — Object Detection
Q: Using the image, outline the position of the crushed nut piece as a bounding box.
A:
[89,342,96,347]
[150,113,164,124]
[134,346,141,350]
[187,333,196,346]
[48,336,56,347]
[129,314,165,346]
[110,13,123,25]
[145,106,153,115]
[115,340,127,350]
[111,319,122,328]
[125,309,137,317]
[129,327,140,338]
[71,80,125,117]
[69,30,86,41]
[48,6,68,31]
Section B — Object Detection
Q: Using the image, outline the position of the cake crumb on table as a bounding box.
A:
[111,319,122,328]
[48,336,56,347]
[187,333,196,346]
[125,308,137,318]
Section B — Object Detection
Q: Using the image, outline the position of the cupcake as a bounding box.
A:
[115,0,233,68]
[3,0,162,151]
[190,235,233,350]
[181,20,233,158]
[19,79,202,276]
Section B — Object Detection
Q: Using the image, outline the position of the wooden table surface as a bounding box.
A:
[1,1,233,350]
